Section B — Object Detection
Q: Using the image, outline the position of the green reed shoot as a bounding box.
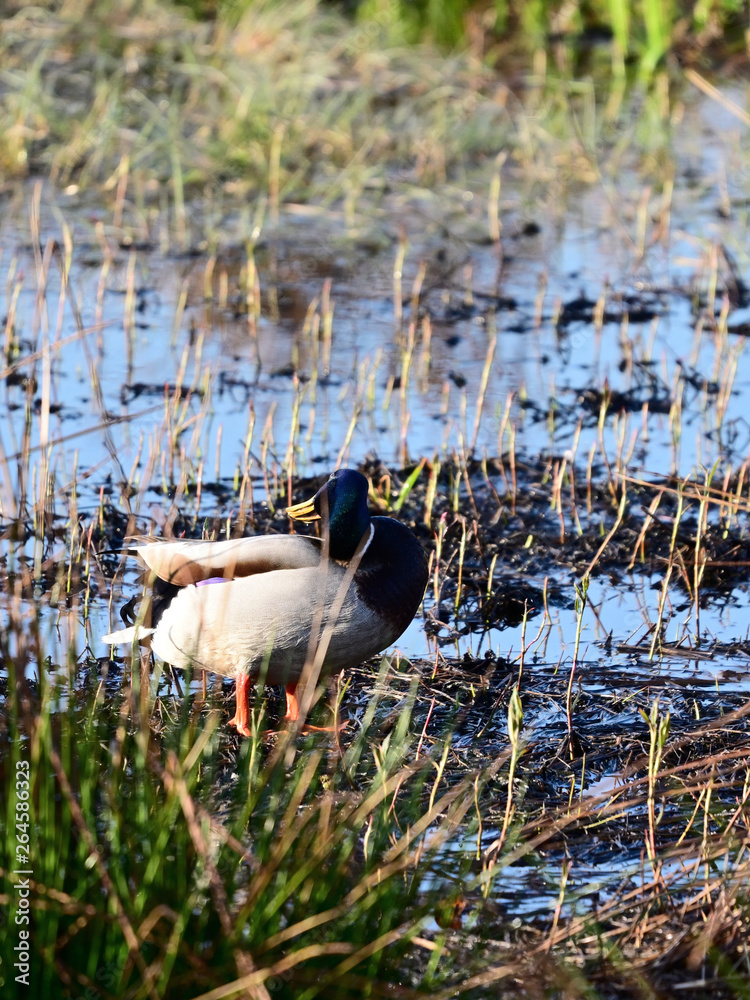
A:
[641,697,671,863]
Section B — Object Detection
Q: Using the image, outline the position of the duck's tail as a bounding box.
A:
[101,625,155,645]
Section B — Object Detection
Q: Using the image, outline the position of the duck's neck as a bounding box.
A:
[327,502,370,561]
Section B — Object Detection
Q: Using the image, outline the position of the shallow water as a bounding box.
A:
[1,91,749,508]
[1,88,749,740]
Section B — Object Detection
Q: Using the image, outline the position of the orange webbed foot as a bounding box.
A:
[228,716,253,738]
[286,719,351,734]
[282,683,349,734]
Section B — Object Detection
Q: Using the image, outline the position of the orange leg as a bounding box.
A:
[283,683,300,723]
[229,674,253,737]
[283,682,349,733]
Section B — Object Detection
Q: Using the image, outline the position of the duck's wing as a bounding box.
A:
[131,534,322,586]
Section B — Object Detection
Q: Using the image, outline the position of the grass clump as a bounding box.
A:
[0,0,512,208]
[3,612,750,998]
[0,642,485,999]
[176,0,750,73]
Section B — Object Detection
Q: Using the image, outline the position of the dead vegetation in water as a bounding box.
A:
[2,450,749,997]
[1,38,750,995]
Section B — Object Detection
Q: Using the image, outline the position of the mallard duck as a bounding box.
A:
[102,468,428,735]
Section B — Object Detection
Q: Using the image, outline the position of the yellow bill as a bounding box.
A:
[286,495,320,522]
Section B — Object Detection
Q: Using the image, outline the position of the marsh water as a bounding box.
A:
[2,81,750,932]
